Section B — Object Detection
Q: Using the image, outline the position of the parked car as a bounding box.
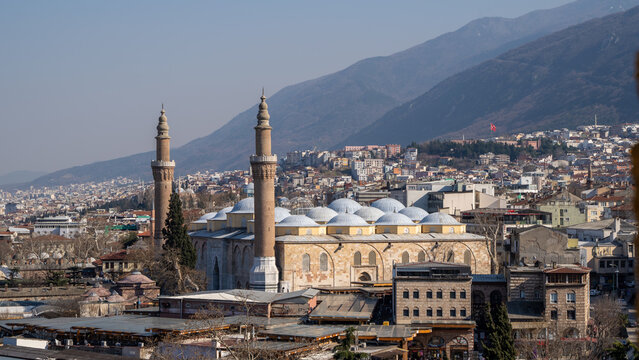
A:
[590,289,601,296]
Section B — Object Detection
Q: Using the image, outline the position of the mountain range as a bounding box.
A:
[344,4,639,145]
[18,0,639,188]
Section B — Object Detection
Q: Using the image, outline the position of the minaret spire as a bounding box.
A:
[151,106,175,250]
[249,90,279,292]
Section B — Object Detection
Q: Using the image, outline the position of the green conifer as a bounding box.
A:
[162,192,196,268]
[492,303,516,360]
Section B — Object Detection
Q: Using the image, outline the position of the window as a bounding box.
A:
[430,227,436,233]
[368,251,376,265]
[460,308,467,317]
[566,292,576,303]
[427,290,433,299]
[353,251,361,266]
[450,308,457,317]
[384,227,390,234]
[427,308,433,316]
[520,290,526,299]
[450,290,456,299]
[336,229,342,234]
[567,309,576,320]
[464,250,471,266]
[413,290,419,299]
[413,308,420,317]
[306,229,312,235]
[403,308,409,317]
[550,292,558,304]
[551,309,558,320]
[402,251,409,264]
[436,308,443,317]
[356,228,363,235]
[285,229,291,235]
[403,290,409,299]
[418,251,426,262]
[302,254,310,272]
[449,227,455,234]
[403,227,409,234]
[437,290,443,299]
[460,290,466,299]
[320,253,328,271]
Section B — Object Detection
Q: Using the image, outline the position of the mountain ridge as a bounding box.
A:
[17,0,639,188]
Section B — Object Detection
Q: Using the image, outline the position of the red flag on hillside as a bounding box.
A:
[490,123,496,132]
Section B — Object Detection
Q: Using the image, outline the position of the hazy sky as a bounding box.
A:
[0,0,574,175]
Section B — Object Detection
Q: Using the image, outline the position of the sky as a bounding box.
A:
[0,0,574,175]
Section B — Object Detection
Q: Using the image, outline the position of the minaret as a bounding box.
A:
[249,90,279,292]
[151,106,175,249]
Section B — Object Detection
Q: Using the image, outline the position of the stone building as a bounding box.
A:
[393,262,474,359]
[151,106,175,249]
[506,264,590,340]
[510,225,581,267]
[190,95,492,293]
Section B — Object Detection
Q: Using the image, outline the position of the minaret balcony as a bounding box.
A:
[151,160,176,167]
[250,155,278,164]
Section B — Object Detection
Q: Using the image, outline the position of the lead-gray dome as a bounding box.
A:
[328,198,362,214]
[194,212,218,224]
[230,198,255,213]
[375,212,415,226]
[371,198,405,213]
[211,207,233,220]
[327,213,369,227]
[399,207,429,221]
[354,207,385,223]
[274,207,291,223]
[276,215,320,227]
[420,212,461,225]
[306,207,338,223]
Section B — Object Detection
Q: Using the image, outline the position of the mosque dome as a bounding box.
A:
[354,207,385,223]
[419,212,461,225]
[327,213,369,227]
[371,198,405,213]
[276,215,320,227]
[211,207,233,221]
[274,207,291,223]
[194,212,218,224]
[230,198,255,213]
[117,271,155,285]
[375,213,415,226]
[399,207,429,222]
[305,207,338,223]
[327,199,362,214]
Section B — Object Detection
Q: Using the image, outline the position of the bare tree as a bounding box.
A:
[473,211,504,274]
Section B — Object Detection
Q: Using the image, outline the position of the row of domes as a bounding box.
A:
[194,197,461,228]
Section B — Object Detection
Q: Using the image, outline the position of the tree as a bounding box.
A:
[473,212,503,274]
[120,231,138,248]
[606,340,639,360]
[333,327,369,360]
[480,304,503,360]
[163,192,196,269]
[491,304,516,360]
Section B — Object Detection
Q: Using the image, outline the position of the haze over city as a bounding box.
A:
[1,0,573,176]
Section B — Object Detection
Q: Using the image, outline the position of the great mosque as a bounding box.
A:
[188,94,492,292]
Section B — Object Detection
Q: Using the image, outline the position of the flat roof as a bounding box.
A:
[309,294,378,321]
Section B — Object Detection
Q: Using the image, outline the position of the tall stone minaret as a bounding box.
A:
[249,91,279,292]
[151,106,175,249]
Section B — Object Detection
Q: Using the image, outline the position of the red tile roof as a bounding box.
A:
[100,249,128,261]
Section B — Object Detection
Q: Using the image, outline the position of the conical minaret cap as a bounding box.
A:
[257,89,270,124]
[157,106,169,133]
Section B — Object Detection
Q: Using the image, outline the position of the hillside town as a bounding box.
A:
[0,96,636,360]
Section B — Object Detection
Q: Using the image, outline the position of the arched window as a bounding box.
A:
[302,253,310,272]
[490,290,502,304]
[463,250,471,265]
[566,291,576,303]
[356,228,363,235]
[450,307,457,317]
[550,291,558,304]
[353,251,361,266]
[233,246,241,272]
[413,307,420,317]
[446,250,454,263]
[401,251,409,264]
[306,229,312,235]
[403,227,409,234]
[320,253,328,271]
[460,307,467,317]
[449,227,455,234]
[368,251,376,265]
[418,250,426,262]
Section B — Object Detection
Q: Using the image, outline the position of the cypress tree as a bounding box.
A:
[492,303,516,360]
[162,192,197,268]
[481,304,503,360]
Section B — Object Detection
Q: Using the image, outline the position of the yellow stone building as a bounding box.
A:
[190,197,492,292]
